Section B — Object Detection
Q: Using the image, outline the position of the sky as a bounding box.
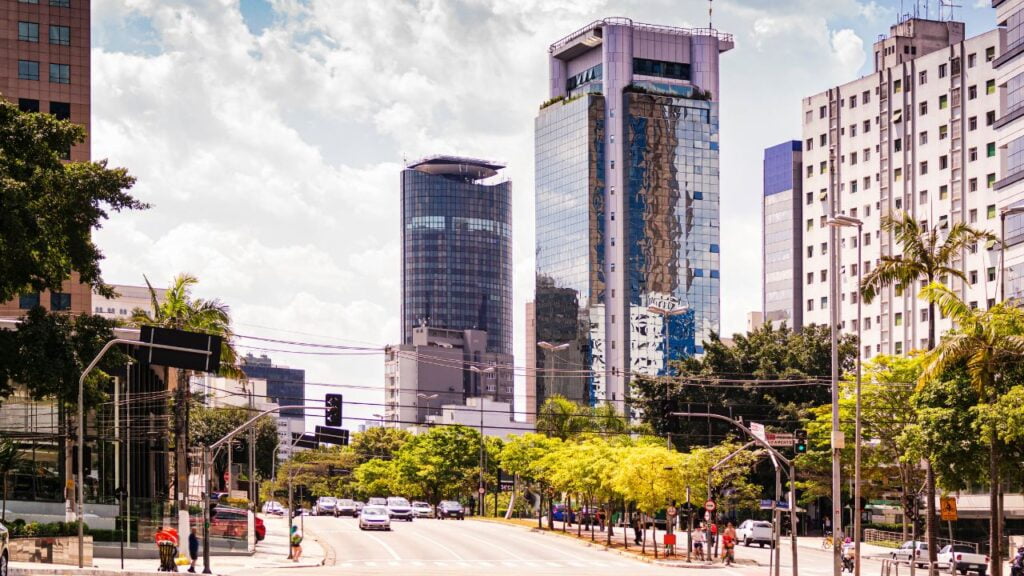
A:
[89,0,998,430]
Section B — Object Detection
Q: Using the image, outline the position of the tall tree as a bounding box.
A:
[130,273,239,514]
[188,404,279,483]
[859,211,994,572]
[350,427,412,462]
[0,98,145,302]
[917,283,1024,576]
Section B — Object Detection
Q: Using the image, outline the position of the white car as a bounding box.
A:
[736,519,775,548]
[359,505,391,531]
[387,497,414,521]
[412,501,433,518]
[314,496,337,517]
[1,521,8,576]
[891,541,929,568]
[937,544,988,575]
[261,501,285,516]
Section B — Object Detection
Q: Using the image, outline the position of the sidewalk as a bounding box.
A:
[10,516,327,576]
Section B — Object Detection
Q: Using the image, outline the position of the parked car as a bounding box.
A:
[209,506,266,541]
[436,500,465,520]
[359,505,391,531]
[367,497,387,506]
[354,501,365,514]
[892,541,929,568]
[736,519,775,548]
[336,499,359,517]
[412,501,433,518]
[314,496,338,517]
[1,520,9,576]
[937,544,988,576]
[387,497,414,521]
[261,501,285,516]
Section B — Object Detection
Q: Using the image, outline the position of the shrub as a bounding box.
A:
[8,520,86,538]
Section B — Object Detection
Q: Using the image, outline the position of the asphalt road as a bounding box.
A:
[256,515,893,576]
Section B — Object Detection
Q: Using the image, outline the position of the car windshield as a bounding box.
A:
[442,501,460,507]
[363,507,386,515]
[338,499,354,505]
[388,497,410,506]
[368,498,386,505]
[413,502,429,507]
[319,497,335,503]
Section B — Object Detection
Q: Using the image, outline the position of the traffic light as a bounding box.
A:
[795,429,808,453]
[325,393,342,426]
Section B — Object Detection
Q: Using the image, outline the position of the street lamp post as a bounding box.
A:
[416,393,438,425]
[470,365,496,516]
[828,214,863,576]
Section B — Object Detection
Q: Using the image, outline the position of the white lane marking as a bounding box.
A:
[388,560,399,567]
[546,560,561,566]
[362,532,402,560]
[364,561,377,567]
[502,560,517,567]
[409,529,467,561]
[477,527,586,560]
[412,560,425,567]
[433,561,448,567]
[444,523,532,560]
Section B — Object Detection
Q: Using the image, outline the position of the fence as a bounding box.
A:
[864,528,980,552]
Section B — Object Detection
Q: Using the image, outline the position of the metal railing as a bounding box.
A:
[548,17,735,52]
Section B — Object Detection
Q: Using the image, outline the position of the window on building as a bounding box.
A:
[820,270,828,282]
[48,63,69,84]
[989,205,997,219]
[821,242,827,254]
[895,312,903,326]
[807,165,813,178]
[864,176,871,190]
[969,147,978,162]
[969,116,977,131]
[821,296,828,308]
[819,105,827,118]
[863,119,871,133]
[1006,135,1024,179]
[969,177,978,192]
[49,101,70,120]
[18,98,39,113]
[807,272,814,284]
[864,147,871,160]
[806,138,813,150]
[919,131,928,145]
[807,245,813,258]
[989,267,997,282]
[18,60,39,81]
[863,90,870,104]
[894,167,903,181]
[18,21,39,42]
[895,138,903,152]
[894,79,902,93]
[969,85,978,100]
[806,191,813,205]
[940,155,948,170]
[895,341,903,355]
[920,70,928,84]
[988,142,997,157]
[820,161,827,174]
[864,233,871,246]
[851,152,858,165]
[939,125,948,140]
[920,161,928,175]
[851,180,858,193]
[919,101,928,115]
[940,184,948,199]
[970,270,978,284]
[969,53,977,68]
[987,46,996,61]
[820,134,827,146]
[18,293,39,309]
[807,219,813,231]
[805,110,813,124]
[850,124,857,137]
[987,110,996,126]
[939,63,948,78]
[989,173,997,188]
[919,190,928,204]
[807,299,813,311]
[970,208,979,223]
[49,25,69,46]
[987,79,996,95]
[50,292,70,311]
[939,94,948,109]
[50,0,71,6]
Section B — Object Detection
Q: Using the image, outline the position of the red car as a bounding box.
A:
[209,506,265,542]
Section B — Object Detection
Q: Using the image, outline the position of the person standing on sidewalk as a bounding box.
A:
[721,522,737,566]
[187,528,200,573]
[290,525,303,562]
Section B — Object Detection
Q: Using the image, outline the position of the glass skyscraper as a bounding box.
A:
[401,156,513,356]
[535,18,732,414]
[762,141,803,330]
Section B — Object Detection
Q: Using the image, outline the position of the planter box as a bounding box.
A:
[10,536,93,565]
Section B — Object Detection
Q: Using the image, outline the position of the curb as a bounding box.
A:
[12,569,168,576]
[525,525,742,569]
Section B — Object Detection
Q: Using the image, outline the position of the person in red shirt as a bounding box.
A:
[721,522,737,565]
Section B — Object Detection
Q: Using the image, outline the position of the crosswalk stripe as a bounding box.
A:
[434,561,447,567]
[388,561,399,567]
[365,561,377,567]
[546,561,561,567]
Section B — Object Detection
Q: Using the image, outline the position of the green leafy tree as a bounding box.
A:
[393,425,484,502]
[350,427,412,462]
[536,395,628,440]
[498,433,563,528]
[860,211,994,569]
[0,98,145,302]
[188,404,279,485]
[917,283,1024,576]
[611,445,684,554]
[353,458,401,498]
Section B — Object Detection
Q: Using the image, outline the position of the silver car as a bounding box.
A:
[359,506,391,531]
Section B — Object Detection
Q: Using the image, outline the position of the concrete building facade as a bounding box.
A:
[0,0,92,317]
[762,140,804,330]
[535,17,732,415]
[91,283,167,320]
[384,326,513,429]
[994,0,1024,298]
[797,18,1002,359]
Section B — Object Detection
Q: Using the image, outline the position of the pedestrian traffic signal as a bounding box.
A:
[325,394,342,426]
[795,429,808,453]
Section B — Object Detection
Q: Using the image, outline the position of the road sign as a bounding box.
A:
[478,487,486,494]
[667,506,677,517]
[705,499,716,512]
[315,425,349,446]
[766,432,796,447]
[940,497,958,521]
[135,326,222,373]
[750,422,766,441]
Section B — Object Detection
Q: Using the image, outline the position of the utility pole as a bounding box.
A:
[248,383,256,507]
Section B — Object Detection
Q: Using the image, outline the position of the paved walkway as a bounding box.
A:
[10,516,326,576]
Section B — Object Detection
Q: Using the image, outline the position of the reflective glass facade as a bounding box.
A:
[401,164,513,355]
[624,92,719,378]
[535,95,605,405]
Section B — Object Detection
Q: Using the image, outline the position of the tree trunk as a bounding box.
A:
[990,431,1002,576]
[2,472,7,522]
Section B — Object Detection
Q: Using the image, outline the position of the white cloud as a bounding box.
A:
[90,0,988,426]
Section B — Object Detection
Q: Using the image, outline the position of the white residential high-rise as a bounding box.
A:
[796,17,1002,359]
[994,0,1024,297]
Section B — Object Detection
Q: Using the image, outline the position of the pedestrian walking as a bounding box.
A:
[290,525,303,562]
[188,528,199,573]
[693,524,705,561]
[631,510,642,545]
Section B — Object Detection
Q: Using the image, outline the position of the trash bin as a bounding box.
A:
[158,542,178,572]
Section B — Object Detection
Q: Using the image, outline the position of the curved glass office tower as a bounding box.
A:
[535,18,732,414]
[401,156,513,356]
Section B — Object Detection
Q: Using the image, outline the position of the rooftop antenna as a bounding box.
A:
[708,0,713,29]
[939,0,960,21]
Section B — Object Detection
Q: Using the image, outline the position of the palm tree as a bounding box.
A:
[917,283,1024,576]
[0,438,20,521]
[859,211,994,571]
[130,273,240,511]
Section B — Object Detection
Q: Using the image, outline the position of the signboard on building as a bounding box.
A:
[941,497,958,521]
[750,422,766,441]
[766,432,795,447]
